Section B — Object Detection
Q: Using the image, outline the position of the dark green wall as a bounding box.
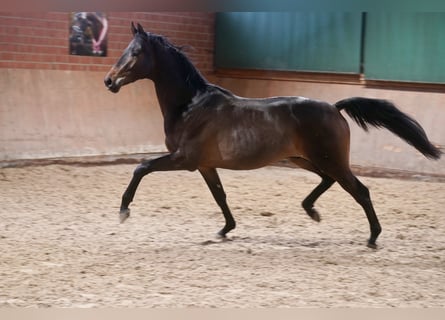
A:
[364,13,445,83]
[216,12,445,83]
[215,12,362,73]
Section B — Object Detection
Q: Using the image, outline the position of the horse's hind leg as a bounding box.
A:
[199,167,236,238]
[333,169,382,248]
[302,176,335,222]
[289,157,335,222]
[301,151,381,247]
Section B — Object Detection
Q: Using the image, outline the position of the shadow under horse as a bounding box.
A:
[104,23,442,248]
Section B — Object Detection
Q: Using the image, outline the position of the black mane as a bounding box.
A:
[148,33,209,91]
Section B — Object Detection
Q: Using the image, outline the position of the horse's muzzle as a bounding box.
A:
[104,76,120,93]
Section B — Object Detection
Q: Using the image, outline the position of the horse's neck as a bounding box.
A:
[152,54,207,131]
[152,76,193,140]
[154,77,194,118]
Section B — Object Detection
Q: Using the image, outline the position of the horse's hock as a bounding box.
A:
[0,68,444,176]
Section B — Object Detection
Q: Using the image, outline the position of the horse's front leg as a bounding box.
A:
[198,167,236,238]
[119,153,193,223]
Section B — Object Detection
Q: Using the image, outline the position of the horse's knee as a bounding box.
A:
[357,179,370,197]
[133,163,151,177]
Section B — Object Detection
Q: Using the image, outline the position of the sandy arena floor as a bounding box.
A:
[0,164,444,307]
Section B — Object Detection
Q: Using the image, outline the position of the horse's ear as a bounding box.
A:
[137,23,146,35]
[131,22,137,36]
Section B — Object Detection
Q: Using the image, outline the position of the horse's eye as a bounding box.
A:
[131,49,140,57]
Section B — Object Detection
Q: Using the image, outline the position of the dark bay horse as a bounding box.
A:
[104,23,441,248]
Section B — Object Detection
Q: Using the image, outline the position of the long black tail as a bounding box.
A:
[335,97,442,160]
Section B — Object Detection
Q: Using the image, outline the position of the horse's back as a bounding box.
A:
[236,94,350,145]
[237,94,351,165]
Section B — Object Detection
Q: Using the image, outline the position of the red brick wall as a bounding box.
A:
[0,12,215,74]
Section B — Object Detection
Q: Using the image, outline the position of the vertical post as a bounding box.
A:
[359,12,367,77]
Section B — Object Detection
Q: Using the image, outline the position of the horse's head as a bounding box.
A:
[104,22,151,93]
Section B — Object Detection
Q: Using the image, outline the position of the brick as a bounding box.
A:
[0,12,215,74]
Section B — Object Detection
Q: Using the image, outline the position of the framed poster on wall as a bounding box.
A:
[69,12,108,57]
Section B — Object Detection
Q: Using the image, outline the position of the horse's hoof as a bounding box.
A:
[367,242,378,249]
[214,232,233,243]
[216,231,226,239]
[309,209,321,222]
[119,208,130,223]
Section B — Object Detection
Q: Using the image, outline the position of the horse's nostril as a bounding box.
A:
[104,77,113,87]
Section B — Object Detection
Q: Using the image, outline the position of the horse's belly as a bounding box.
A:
[207,128,298,169]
